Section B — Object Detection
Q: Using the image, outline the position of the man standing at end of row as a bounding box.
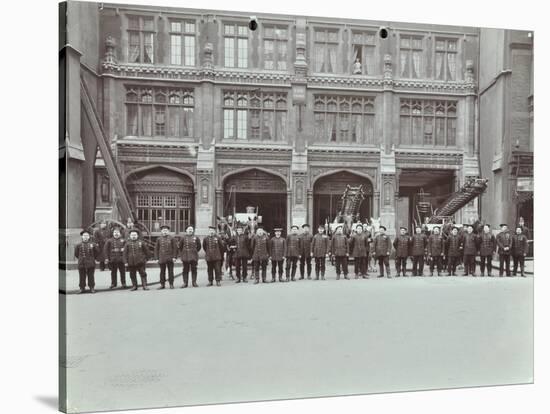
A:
[75,229,99,294]
[311,224,330,280]
[512,226,529,277]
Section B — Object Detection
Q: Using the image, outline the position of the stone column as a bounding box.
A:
[287,190,293,230]
[307,189,313,226]
[195,147,215,236]
[291,151,308,227]
[380,150,397,238]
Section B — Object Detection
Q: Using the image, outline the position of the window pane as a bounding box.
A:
[277,41,288,70]
[238,25,248,36]
[237,38,248,68]
[170,21,182,32]
[237,110,247,139]
[224,109,234,138]
[184,36,195,66]
[144,33,154,63]
[364,46,375,75]
[264,39,274,69]
[129,32,140,62]
[327,113,337,142]
[424,118,433,145]
[141,106,152,136]
[168,106,180,137]
[314,113,325,141]
[262,111,274,140]
[127,104,138,135]
[250,110,260,139]
[264,27,274,38]
[224,37,235,67]
[351,114,362,143]
[224,24,234,35]
[364,114,375,144]
[315,30,326,42]
[276,111,287,141]
[143,18,154,31]
[447,118,456,146]
[447,53,456,81]
[170,35,181,65]
[400,116,411,145]
[184,22,195,33]
[154,106,166,135]
[182,108,193,137]
[412,117,422,144]
[328,31,338,42]
[435,117,445,146]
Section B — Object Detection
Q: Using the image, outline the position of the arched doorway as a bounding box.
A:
[313,171,373,230]
[223,168,287,233]
[126,167,194,235]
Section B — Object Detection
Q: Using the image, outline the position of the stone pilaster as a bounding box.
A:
[195,146,215,236]
[379,149,397,237]
[290,150,308,227]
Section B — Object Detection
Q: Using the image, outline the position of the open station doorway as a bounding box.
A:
[223,168,287,234]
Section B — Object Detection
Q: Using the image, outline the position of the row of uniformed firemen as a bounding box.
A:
[73,221,529,293]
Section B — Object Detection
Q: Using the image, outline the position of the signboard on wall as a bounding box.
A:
[517,177,534,192]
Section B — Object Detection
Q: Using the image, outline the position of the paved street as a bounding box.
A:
[61,262,533,413]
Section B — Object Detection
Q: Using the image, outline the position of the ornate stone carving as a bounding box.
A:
[465,60,474,84]
[383,54,392,80]
[103,36,117,65]
[203,42,214,69]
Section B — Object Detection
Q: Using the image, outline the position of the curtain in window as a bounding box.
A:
[400,52,408,77]
[276,112,287,141]
[314,44,324,72]
[364,114,375,144]
[314,113,325,141]
[352,46,359,73]
[365,47,375,75]
[264,40,274,69]
[447,119,456,146]
[412,117,422,144]
[184,36,195,66]
[129,33,140,62]
[262,112,274,140]
[435,118,445,146]
[141,106,152,136]
[328,44,337,73]
[168,106,180,137]
[412,51,421,78]
[400,116,411,145]
[183,108,193,137]
[144,33,154,63]
[277,41,287,70]
[127,104,138,136]
[351,114,362,143]
[326,113,336,142]
[447,53,456,81]
[435,52,444,80]
[339,113,349,142]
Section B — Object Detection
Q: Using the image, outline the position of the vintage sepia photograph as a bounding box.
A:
[59,1,534,412]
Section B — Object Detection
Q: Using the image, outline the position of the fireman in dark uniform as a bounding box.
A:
[373,225,392,278]
[427,226,445,276]
[349,223,370,279]
[331,225,349,280]
[123,229,150,291]
[479,224,496,276]
[496,223,512,277]
[104,226,127,289]
[311,224,330,280]
[92,220,109,271]
[462,224,479,276]
[446,226,463,276]
[410,226,427,276]
[232,225,251,283]
[512,226,529,277]
[285,225,302,282]
[393,227,410,277]
[155,224,178,289]
[74,229,100,294]
[299,224,314,280]
[179,225,201,288]
[269,227,286,282]
[203,225,225,286]
[251,226,269,284]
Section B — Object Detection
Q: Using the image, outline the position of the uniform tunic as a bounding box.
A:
[179,235,201,262]
[285,234,302,257]
[202,236,224,261]
[393,235,411,258]
[479,233,496,256]
[104,237,126,263]
[349,233,369,257]
[74,241,99,269]
[462,233,479,256]
[331,234,349,256]
[155,235,177,264]
[373,234,391,257]
[446,234,463,257]
[427,234,444,256]
[251,235,269,261]
[311,233,330,257]
[496,231,513,255]
[269,237,286,261]
[512,234,529,256]
[411,234,427,256]
[233,234,251,259]
[300,233,313,257]
[123,239,149,267]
